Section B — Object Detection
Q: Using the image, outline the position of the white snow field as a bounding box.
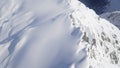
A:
[0,0,120,68]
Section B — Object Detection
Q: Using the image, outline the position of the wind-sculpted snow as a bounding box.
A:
[0,0,82,68]
[69,0,120,68]
[0,0,120,68]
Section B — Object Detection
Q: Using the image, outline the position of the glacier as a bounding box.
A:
[0,0,120,68]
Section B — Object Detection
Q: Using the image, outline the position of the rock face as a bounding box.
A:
[0,0,120,68]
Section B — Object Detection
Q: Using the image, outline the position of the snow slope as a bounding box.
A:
[0,0,120,68]
[101,11,120,29]
[70,1,120,68]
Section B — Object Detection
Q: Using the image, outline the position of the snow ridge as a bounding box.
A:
[69,0,120,68]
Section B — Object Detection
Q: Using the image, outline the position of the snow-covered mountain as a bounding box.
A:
[101,11,120,29]
[0,0,120,68]
[106,0,120,12]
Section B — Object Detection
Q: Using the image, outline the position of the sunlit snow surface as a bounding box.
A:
[0,0,120,68]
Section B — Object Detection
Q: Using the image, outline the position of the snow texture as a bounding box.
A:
[0,0,120,68]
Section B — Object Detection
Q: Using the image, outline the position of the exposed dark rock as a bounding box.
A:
[110,51,119,64]
[112,34,117,39]
[82,32,89,43]
[91,39,96,46]
[115,40,119,44]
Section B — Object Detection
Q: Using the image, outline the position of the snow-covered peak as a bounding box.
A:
[101,11,120,29]
[69,1,120,68]
[107,0,120,12]
[0,0,120,68]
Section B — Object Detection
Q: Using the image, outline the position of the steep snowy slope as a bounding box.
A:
[0,0,120,68]
[70,1,120,68]
[101,11,120,29]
